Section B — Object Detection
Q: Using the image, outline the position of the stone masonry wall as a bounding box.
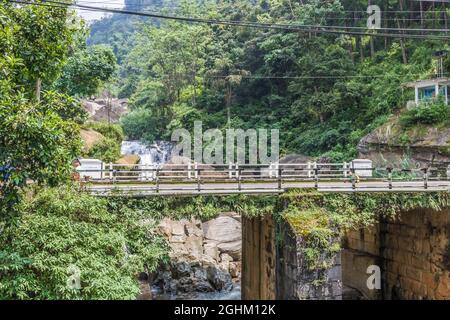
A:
[342,208,450,300]
[276,219,342,300]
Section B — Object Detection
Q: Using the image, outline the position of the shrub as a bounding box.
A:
[400,99,450,128]
[120,108,160,142]
[85,122,124,143]
[0,186,168,300]
[87,137,121,163]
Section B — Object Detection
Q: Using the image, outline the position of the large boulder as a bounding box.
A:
[203,216,241,243]
[217,240,242,260]
[279,154,313,164]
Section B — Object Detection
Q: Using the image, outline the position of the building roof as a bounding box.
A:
[404,77,450,88]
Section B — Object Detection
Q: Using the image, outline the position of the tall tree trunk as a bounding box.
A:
[443,1,448,35]
[397,1,408,64]
[193,70,197,106]
[345,21,354,63]
[396,18,408,64]
[359,36,364,62]
[35,78,41,102]
[368,0,375,58]
[226,83,232,128]
[420,1,424,34]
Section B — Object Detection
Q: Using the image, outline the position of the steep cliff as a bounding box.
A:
[358,115,450,168]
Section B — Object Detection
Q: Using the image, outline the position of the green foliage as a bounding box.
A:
[99,0,449,161]
[280,190,450,271]
[0,1,80,98]
[42,91,88,124]
[107,194,277,221]
[82,123,123,162]
[0,2,84,216]
[0,96,82,217]
[400,99,450,128]
[120,108,163,142]
[0,185,168,300]
[87,137,121,163]
[56,45,117,97]
[85,122,124,143]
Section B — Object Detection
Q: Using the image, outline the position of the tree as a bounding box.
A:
[0,2,83,216]
[2,1,80,101]
[56,45,118,97]
[0,186,168,299]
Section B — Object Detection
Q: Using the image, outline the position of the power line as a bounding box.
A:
[8,0,450,41]
[205,73,450,80]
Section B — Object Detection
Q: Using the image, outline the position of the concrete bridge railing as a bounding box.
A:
[77,162,450,196]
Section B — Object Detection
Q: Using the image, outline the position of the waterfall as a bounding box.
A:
[120,141,174,180]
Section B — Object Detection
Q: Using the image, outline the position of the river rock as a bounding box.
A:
[172,219,188,236]
[204,241,220,261]
[220,253,234,263]
[207,266,233,291]
[217,240,242,260]
[203,216,241,243]
[185,236,203,257]
[229,262,241,279]
[185,218,203,237]
[153,215,242,297]
[158,218,173,237]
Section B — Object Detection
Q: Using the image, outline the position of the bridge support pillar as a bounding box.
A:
[241,215,276,300]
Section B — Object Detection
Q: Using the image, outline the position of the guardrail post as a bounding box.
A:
[188,162,192,180]
[194,162,198,179]
[278,166,282,190]
[314,163,319,189]
[387,167,393,190]
[351,166,356,190]
[113,168,117,184]
[236,163,239,179]
[238,168,242,191]
[197,168,201,192]
[307,161,312,178]
[229,162,233,179]
[343,162,348,178]
[109,162,113,181]
[155,168,160,193]
[422,167,428,190]
[269,162,273,179]
[151,165,156,181]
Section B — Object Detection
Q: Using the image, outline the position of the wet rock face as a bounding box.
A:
[153,214,241,296]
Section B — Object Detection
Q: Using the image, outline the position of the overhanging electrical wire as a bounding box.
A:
[8,0,450,41]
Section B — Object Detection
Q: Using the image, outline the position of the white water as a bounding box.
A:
[121,140,173,166]
[120,141,173,180]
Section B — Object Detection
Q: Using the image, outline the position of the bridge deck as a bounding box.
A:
[79,163,450,196]
[86,180,450,197]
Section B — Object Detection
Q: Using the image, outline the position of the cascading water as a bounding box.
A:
[120,141,174,179]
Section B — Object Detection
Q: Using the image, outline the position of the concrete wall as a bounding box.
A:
[342,208,450,300]
[241,215,276,300]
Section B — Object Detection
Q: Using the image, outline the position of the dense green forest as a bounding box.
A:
[88,0,450,161]
[1,0,450,300]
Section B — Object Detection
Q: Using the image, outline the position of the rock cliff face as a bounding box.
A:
[81,98,129,123]
[358,116,450,168]
[152,214,242,297]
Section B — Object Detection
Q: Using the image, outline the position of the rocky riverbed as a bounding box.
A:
[149,213,242,300]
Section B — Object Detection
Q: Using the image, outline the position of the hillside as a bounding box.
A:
[358,114,450,168]
[87,0,450,162]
